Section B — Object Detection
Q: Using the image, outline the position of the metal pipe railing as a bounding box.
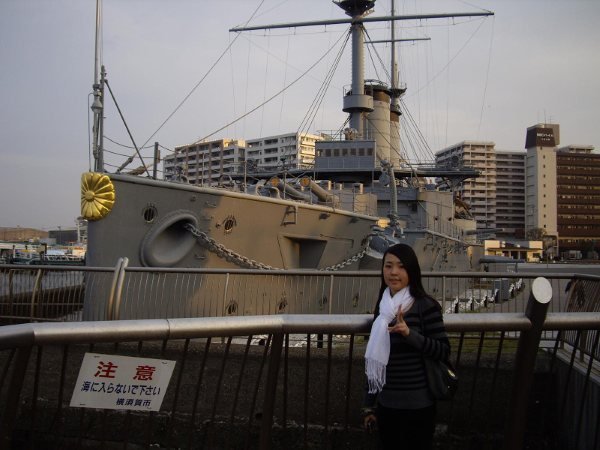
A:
[3,264,599,322]
[2,264,600,448]
[1,315,599,448]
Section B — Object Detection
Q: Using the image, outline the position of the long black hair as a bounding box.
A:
[374,244,428,315]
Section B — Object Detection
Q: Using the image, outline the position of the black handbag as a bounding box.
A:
[419,305,459,401]
[422,357,459,401]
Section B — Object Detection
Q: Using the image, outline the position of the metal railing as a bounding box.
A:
[1,282,599,450]
[2,263,599,323]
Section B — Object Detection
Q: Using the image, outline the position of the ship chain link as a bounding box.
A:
[184,223,369,271]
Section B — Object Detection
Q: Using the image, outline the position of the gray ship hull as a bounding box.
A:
[86,173,378,271]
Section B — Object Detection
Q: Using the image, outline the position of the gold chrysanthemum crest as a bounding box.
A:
[81,172,115,221]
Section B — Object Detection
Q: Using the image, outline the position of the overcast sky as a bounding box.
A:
[1,0,599,230]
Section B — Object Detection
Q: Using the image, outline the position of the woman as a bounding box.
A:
[362,243,450,450]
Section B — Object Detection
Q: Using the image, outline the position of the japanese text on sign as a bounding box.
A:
[70,353,175,412]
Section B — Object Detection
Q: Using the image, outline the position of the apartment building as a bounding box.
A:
[164,132,322,187]
[436,124,598,259]
[435,141,499,233]
[556,145,600,256]
[245,132,321,172]
[495,151,526,237]
[164,138,246,187]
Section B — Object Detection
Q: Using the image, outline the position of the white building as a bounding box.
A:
[524,124,559,241]
[164,132,322,187]
[246,132,321,172]
[435,141,498,233]
[164,138,246,187]
[436,141,527,238]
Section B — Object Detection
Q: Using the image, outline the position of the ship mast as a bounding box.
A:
[230,1,493,143]
[91,0,104,172]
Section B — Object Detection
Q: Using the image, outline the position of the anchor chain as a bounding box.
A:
[184,223,275,270]
[184,223,370,271]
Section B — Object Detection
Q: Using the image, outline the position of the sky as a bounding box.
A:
[1,0,599,230]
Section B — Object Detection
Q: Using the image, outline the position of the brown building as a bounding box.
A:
[556,145,600,257]
[0,227,48,242]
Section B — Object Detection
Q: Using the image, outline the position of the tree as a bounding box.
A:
[526,228,546,241]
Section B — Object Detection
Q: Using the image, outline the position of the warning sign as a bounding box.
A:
[70,353,176,412]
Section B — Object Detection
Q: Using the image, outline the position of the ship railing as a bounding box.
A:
[0,282,598,449]
[1,264,598,324]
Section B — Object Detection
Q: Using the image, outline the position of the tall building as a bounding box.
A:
[556,145,600,256]
[524,124,559,249]
[435,141,498,233]
[164,132,322,187]
[495,151,526,237]
[436,124,598,259]
[164,138,246,187]
[246,132,321,172]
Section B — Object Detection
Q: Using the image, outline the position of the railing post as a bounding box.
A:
[106,257,127,320]
[0,346,32,446]
[29,269,43,321]
[112,257,128,320]
[259,332,284,450]
[503,277,552,450]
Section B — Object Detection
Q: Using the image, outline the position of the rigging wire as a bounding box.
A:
[133,0,267,156]
[103,78,147,175]
[158,143,174,153]
[477,15,495,139]
[296,28,351,138]
[400,98,436,161]
[87,93,93,172]
[228,35,238,138]
[259,36,271,138]
[243,37,252,138]
[363,27,390,84]
[405,16,489,99]
[104,147,134,159]
[103,135,154,150]
[194,28,351,145]
[278,34,291,131]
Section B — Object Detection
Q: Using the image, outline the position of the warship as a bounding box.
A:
[81,1,493,318]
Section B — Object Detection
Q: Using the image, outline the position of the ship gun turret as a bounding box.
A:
[267,177,313,203]
[299,177,340,208]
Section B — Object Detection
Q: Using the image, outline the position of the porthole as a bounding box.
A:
[226,301,238,315]
[143,204,158,223]
[223,215,236,234]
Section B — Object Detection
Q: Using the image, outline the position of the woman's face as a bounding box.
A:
[383,252,410,295]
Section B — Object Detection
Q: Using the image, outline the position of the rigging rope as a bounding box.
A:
[116,0,267,170]
[477,15,495,139]
[259,36,271,138]
[363,27,390,84]
[406,16,489,99]
[278,34,291,132]
[296,27,351,138]
[194,28,351,145]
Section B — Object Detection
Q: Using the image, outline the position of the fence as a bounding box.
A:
[2,263,598,323]
[0,280,599,449]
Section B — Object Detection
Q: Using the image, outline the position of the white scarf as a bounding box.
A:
[365,286,414,394]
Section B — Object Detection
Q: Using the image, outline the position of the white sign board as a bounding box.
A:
[70,352,176,412]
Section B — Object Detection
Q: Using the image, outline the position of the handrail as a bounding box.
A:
[2,312,599,350]
[0,319,599,447]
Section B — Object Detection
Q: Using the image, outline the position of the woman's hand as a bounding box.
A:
[388,307,410,336]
